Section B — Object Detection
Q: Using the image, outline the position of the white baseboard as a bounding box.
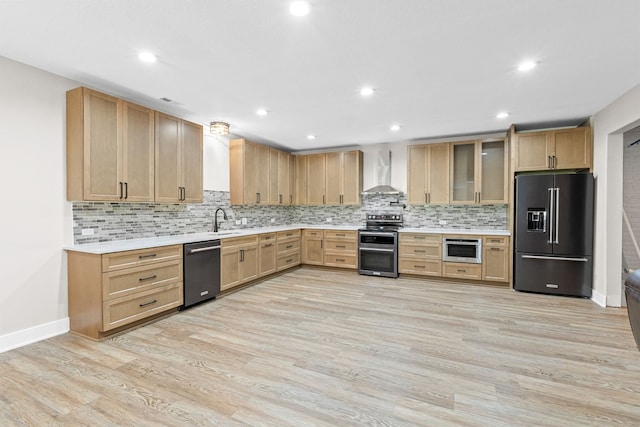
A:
[0,318,69,353]
[591,289,607,307]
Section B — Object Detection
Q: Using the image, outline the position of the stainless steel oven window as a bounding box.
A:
[442,238,482,263]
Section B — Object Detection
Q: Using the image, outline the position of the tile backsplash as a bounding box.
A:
[72,191,508,244]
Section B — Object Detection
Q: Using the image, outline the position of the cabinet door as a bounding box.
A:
[482,246,508,282]
[302,235,324,265]
[268,148,279,205]
[278,151,291,205]
[407,145,427,204]
[289,154,296,205]
[428,144,450,204]
[514,132,552,171]
[480,139,507,204]
[122,102,154,202]
[239,245,259,282]
[451,141,479,204]
[325,152,342,205]
[295,155,307,205]
[243,140,259,204]
[307,154,326,205]
[155,112,181,203]
[259,240,277,276]
[256,144,270,204]
[342,151,362,205]
[83,89,122,201]
[554,128,591,170]
[221,247,240,290]
[181,120,203,203]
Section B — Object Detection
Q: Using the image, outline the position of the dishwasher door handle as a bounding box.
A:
[188,246,221,254]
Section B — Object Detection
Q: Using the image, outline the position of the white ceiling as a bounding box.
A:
[1,0,639,151]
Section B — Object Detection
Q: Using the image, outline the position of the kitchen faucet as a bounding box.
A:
[213,208,228,233]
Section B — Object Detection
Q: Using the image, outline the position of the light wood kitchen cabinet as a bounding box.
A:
[155,112,203,203]
[407,143,450,204]
[325,151,363,205]
[482,236,509,282]
[294,155,308,205]
[442,262,482,280]
[66,87,155,202]
[307,154,327,205]
[398,233,442,276]
[323,230,358,269]
[302,229,324,265]
[269,148,279,205]
[221,236,259,291]
[277,150,292,205]
[277,229,301,270]
[230,139,259,205]
[450,139,507,204]
[289,154,296,205]
[67,245,183,340]
[513,127,591,171]
[259,233,277,276]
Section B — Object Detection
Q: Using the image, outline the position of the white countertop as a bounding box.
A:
[65,224,509,254]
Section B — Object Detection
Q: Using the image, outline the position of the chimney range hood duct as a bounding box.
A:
[361,150,403,195]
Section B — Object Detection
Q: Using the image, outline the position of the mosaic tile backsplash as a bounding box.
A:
[73,190,508,244]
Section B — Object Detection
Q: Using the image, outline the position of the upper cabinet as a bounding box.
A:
[407,143,450,204]
[294,155,308,205]
[306,151,363,206]
[450,138,508,205]
[67,87,155,202]
[513,127,591,172]
[306,153,327,205]
[155,112,203,203]
[66,87,202,203]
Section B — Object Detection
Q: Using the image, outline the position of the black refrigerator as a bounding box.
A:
[514,173,594,297]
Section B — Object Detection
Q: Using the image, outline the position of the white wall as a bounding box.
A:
[203,133,230,191]
[0,57,77,350]
[593,83,640,307]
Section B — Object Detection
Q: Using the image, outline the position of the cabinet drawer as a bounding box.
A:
[324,240,357,252]
[277,251,300,270]
[399,259,441,276]
[442,262,482,280]
[399,244,441,259]
[324,254,357,269]
[399,233,441,244]
[303,229,323,238]
[102,282,183,331]
[222,235,259,248]
[102,260,182,300]
[483,236,509,247]
[102,245,182,272]
[277,229,300,241]
[324,230,357,240]
[277,238,300,253]
[260,233,277,242]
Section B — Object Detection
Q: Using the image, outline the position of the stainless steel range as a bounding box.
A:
[358,213,403,278]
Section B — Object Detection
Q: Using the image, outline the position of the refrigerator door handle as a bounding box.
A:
[554,187,560,244]
[521,255,588,262]
[548,187,554,244]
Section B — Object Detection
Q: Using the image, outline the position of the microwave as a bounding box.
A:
[442,237,482,264]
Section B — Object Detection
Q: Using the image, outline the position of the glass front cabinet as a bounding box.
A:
[450,139,507,205]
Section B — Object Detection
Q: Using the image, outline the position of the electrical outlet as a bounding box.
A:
[241,218,248,225]
[270,218,275,223]
[326,217,333,222]
[235,220,241,225]
[439,220,447,225]
[81,228,94,236]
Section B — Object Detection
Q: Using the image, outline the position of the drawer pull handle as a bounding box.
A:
[264,243,273,248]
[336,233,345,237]
[414,249,426,253]
[139,299,157,308]
[336,245,346,248]
[336,258,345,262]
[286,258,293,263]
[139,253,157,259]
[415,265,425,269]
[457,269,466,273]
[414,236,425,239]
[139,275,157,282]
[491,247,500,251]
[286,245,293,249]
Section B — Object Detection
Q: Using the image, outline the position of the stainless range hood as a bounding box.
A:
[361,149,403,195]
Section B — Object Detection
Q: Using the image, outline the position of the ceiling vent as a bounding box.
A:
[361,150,403,195]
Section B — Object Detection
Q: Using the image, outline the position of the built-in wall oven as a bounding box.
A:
[442,237,482,264]
[358,214,402,278]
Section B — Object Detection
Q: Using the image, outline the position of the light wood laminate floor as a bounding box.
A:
[2,267,639,426]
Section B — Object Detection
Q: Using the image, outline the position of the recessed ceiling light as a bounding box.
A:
[360,87,375,96]
[289,1,311,16]
[496,112,510,119]
[390,124,401,131]
[307,135,316,140]
[138,51,157,63]
[256,109,268,116]
[518,61,537,71]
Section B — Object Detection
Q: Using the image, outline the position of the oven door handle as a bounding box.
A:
[359,247,395,253]
[359,231,397,237]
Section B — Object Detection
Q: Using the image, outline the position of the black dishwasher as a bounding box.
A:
[182,240,221,309]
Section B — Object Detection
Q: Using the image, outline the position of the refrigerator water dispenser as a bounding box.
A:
[527,209,546,232]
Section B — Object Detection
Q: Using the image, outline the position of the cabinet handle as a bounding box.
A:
[414,236,425,240]
[286,244,293,249]
[336,245,346,248]
[457,269,466,273]
[414,249,426,253]
[279,194,283,204]
[139,275,157,282]
[415,265,425,269]
[119,182,124,199]
[138,253,157,259]
[124,182,128,199]
[425,192,428,203]
[336,258,345,262]
[139,299,157,308]
[264,243,273,248]
[321,240,323,249]
[290,194,293,204]
[286,258,293,263]
[553,155,557,169]
[491,247,500,251]
[323,195,325,204]
[256,193,260,203]
[336,233,345,237]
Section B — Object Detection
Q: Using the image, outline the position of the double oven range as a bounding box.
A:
[358,214,402,278]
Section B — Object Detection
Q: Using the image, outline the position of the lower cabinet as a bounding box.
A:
[67,245,183,340]
[302,229,324,265]
[482,236,510,282]
[259,233,277,276]
[221,236,259,291]
[323,230,358,269]
[398,233,442,276]
[276,230,301,271]
[442,262,482,280]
